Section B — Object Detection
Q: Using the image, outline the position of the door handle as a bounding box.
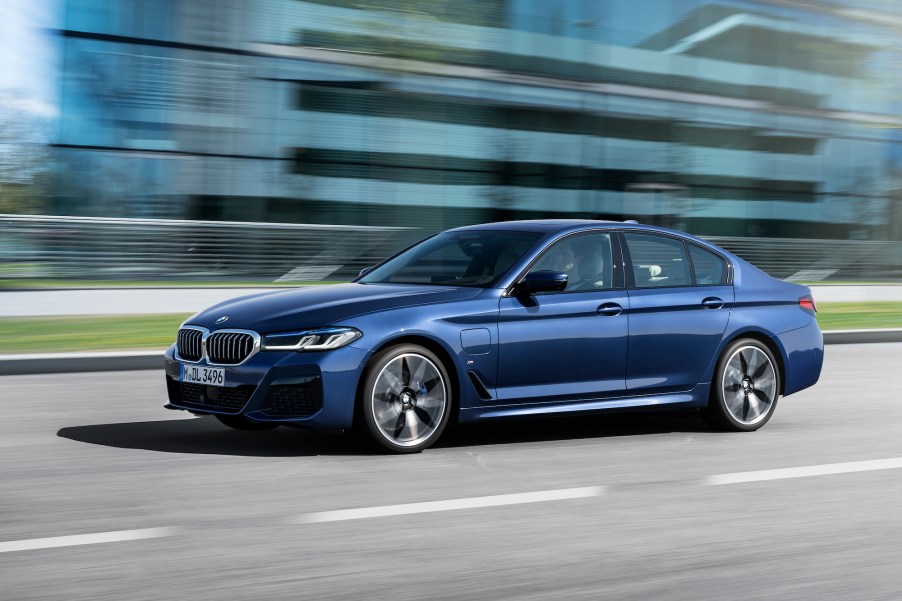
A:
[597,302,623,316]
[701,297,725,309]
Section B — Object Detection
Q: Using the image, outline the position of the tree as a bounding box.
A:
[0,91,54,214]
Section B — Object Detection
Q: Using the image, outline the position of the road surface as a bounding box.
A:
[0,344,899,600]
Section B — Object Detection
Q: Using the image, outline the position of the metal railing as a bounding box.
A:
[706,236,902,281]
[0,215,417,282]
[1,214,901,283]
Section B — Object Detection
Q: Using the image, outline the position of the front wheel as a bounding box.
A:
[360,344,452,453]
[703,338,781,431]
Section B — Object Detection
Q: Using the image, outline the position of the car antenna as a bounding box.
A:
[623,219,639,224]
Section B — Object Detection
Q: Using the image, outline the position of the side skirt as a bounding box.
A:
[458,383,711,422]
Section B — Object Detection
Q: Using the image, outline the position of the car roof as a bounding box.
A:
[448,219,732,255]
[449,219,692,237]
[449,219,621,234]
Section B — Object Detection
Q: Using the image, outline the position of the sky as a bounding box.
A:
[0,0,61,118]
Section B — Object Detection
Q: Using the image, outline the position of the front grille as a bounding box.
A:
[177,328,203,361]
[262,376,323,417]
[167,378,256,413]
[207,331,255,365]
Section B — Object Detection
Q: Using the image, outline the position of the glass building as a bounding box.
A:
[54,0,902,239]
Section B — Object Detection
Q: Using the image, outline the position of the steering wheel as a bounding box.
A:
[568,272,605,291]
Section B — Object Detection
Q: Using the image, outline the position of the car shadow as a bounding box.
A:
[57,411,712,457]
[438,410,709,449]
[56,416,363,457]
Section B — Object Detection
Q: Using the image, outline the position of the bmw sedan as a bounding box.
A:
[163,220,823,453]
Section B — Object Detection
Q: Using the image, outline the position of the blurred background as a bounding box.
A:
[5,6,902,597]
[3,0,902,283]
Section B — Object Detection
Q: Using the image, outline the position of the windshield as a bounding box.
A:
[358,230,543,287]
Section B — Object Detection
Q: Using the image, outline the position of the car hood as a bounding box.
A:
[186,283,484,333]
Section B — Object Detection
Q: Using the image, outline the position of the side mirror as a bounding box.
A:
[358,266,374,277]
[514,270,568,295]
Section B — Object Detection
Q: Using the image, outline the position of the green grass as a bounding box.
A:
[0,314,192,354]
[0,279,344,289]
[1,302,900,355]
[2,278,898,289]
[815,302,902,331]
[794,281,901,286]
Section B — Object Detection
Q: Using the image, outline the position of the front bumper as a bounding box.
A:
[163,343,371,429]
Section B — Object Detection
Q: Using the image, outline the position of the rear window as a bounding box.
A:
[624,233,691,288]
[688,244,730,285]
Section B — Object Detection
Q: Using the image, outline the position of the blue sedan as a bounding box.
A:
[163,220,823,453]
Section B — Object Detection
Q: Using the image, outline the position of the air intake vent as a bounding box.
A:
[467,371,493,400]
[262,376,323,417]
[166,378,256,414]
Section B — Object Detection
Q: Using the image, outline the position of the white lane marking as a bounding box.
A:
[293,486,604,524]
[0,527,178,554]
[706,457,902,485]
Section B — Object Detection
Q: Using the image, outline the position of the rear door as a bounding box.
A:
[621,232,734,394]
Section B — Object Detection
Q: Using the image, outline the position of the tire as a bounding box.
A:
[703,338,781,432]
[360,344,452,453]
[215,414,280,431]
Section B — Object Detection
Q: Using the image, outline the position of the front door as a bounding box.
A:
[496,231,629,403]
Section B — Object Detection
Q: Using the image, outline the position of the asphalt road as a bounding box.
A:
[1,344,901,600]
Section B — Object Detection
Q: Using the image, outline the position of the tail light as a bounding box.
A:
[799,295,817,315]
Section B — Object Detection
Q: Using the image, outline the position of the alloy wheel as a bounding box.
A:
[721,345,778,426]
[370,352,447,449]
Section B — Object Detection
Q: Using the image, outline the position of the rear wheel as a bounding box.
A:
[360,344,452,453]
[703,338,780,431]
[215,414,279,431]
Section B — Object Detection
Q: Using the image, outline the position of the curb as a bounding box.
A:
[1,330,901,376]
[822,329,902,345]
[0,351,163,376]
[1,285,305,292]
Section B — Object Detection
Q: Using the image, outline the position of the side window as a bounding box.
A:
[688,244,729,285]
[528,232,614,292]
[624,233,691,288]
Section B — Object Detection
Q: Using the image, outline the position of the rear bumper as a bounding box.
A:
[777,319,824,396]
[163,343,370,429]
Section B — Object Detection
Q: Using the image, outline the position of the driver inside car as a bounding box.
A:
[533,241,604,291]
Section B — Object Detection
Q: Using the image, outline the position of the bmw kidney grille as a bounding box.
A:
[207,332,255,365]
[176,328,203,362]
[177,328,256,365]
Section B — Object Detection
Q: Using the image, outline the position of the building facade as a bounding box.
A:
[55,0,902,239]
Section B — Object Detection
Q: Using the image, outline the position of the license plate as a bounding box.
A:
[180,364,225,387]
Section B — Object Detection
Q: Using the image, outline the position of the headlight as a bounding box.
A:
[261,327,362,352]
